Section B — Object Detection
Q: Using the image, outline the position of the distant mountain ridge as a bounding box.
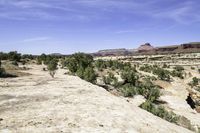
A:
[92,42,200,56]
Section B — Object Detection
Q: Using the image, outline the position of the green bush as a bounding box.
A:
[174,66,184,72]
[120,83,137,97]
[65,53,93,73]
[198,69,200,74]
[47,59,58,78]
[0,67,5,77]
[191,67,195,70]
[195,87,200,92]
[76,67,85,79]
[140,101,179,124]
[65,57,78,73]
[121,69,139,85]
[138,79,160,102]
[171,70,184,79]
[103,72,118,86]
[95,59,107,70]
[162,63,169,68]
[170,66,185,79]
[83,67,97,83]
[7,51,21,62]
[139,64,153,73]
[63,53,97,83]
[153,67,170,81]
[189,77,199,87]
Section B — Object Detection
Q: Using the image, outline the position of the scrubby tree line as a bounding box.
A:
[0,51,22,62]
[61,53,97,83]
[139,64,185,81]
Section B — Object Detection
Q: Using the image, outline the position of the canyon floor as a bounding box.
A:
[0,65,196,133]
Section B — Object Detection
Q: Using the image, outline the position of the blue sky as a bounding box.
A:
[0,0,200,54]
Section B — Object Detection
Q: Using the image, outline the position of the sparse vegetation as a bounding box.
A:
[140,101,179,124]
[171,66,184,79]
[188,77,200,87]
[103,72,118,86]
[139,64,152,73]
[153,67,171,81]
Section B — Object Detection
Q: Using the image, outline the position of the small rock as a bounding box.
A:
[99,124,104,127]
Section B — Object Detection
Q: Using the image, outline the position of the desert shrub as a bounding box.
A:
[7,51,21,62]
[120,83,137,97]
[73,53,93,69]
[0,68,16,78]
[65,53,93,73]
[121,68,139,86]
[36,57,42,65]
[0,67,5,77]
[195,87,200,92]
[0,52,8,60]
[153,67,170,81]
[76,67,85,79]
[44,56,54,65]
[146,87,160,102]
[191,66,195,70]
[22,54,34,60]
[138,79,160,102]
[95,59,107,70]
[140,101,154,112]
[94,60,132,71]
[0,63,16,78]
[65,57,78,73]
[21,60,26,65]
[103,72,118,86]
[171,66,184,79]
[174,66,184,72]
[11,61,18,66]
[47,59,58,78]
[83,67,97,83]
[171,70,184,79]
[140,101,179,124]
[144,76,157,81]
[162,63,169,68]
[36,54,59,65]
[198,69,200,74]
[139,64,152,73]
[192,77,199,86]
[189,77,199,87]
[64,53,97,83]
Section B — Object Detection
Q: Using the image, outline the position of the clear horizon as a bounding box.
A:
[0,0,200,54]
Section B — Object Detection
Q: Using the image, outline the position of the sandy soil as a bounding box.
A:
[0,65,193,133]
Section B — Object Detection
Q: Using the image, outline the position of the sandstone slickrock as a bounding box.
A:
[0,65,193,133]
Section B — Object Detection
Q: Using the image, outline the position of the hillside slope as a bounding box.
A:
[0,65,193,133]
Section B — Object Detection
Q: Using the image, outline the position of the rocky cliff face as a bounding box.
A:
[94,48,131,56]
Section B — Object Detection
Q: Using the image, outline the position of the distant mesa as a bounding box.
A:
[96,48,130,56]
[92,42,200,56]
[137,43,154,52]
